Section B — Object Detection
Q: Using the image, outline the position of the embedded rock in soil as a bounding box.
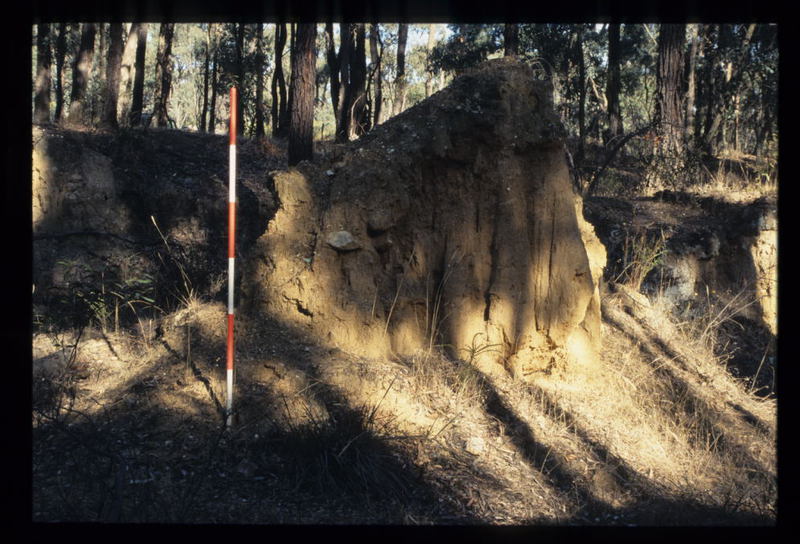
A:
[243,57,606,377]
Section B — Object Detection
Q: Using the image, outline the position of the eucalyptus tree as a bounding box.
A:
[504,23,519,56]
[53,23,68,122]
[368,23,383,129]
[34,24,51,123]
[129,23,148,126]
[100,23,123,129]
[606,23,623,142]
[271,23,288,137]
[393,23,408,116]
[153,23,175,127]
[67,23,96,125]
[254,22,266,138]
[288,23,317,165]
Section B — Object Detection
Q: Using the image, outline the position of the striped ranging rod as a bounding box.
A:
[226,87,238,427]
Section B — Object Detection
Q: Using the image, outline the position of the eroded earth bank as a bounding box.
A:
[32,58,776,524]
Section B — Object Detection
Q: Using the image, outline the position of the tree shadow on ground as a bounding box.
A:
[32,316,483,524]
[470,366,774,526]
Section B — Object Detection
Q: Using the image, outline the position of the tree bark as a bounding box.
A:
[129,23,147,126]
[605,23,623,143]
[54,23,67,123]
[655,24,686,155]
[272,23,289,137]
[153,23,175,128]
[118,23,138,126]
[424,24,437,98]
[694,24,715,147]
[504,23,519,57]
[68,23,96,125]
[394,23,408,117]
[368,23,383,130]
[255,23,266,138]
[575,26,586,162]
[209,37,219,133]
[200,24,211,132]
[100,23,123,129]
[97,24,106,91]
[288,23,317,166]
[325,22,341,136]
[287,24,296,134]
[753,98,771,158]
[683,24,700,146]
[701,24,756,156]
[234,23,245,136]
[351,24,368,137]
[34,24,52,124]
[336,24,354,142]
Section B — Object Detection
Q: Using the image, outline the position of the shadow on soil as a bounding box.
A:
[32,315,479,524]
[33,310,775,525]
[469,366,773,526]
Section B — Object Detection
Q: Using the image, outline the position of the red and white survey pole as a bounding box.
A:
[226,87,237,428]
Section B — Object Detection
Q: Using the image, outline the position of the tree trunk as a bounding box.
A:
[200,24,211,132]
[129,23,147,127]
[97,24,106,91]
[684,24,700,146]
[368,23,383,130]
[209,44,219,133]
[118,23,138,127]
[605,23,623,143]
[286,23,296,134]
[153,23,175,128]
[753,103,771,158]
[424,24,437,97]
[34,24,52,124]
[504,23,519,57]
[336,24,354,142]
[255,23,265,138]
[54,23,67,123]
[694,24,715,147]
[100,23,123,129]
[325,22,341,137]
[733,92,741,151]
[701,24,756,156]
[235,23,245,136]
[351,24,368,137]
[272,23,289,137]
[288,23,317,166]
[655,24,686,155]
[68,23,96,125]
[394,23,408,117]
[575,26,586,162]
